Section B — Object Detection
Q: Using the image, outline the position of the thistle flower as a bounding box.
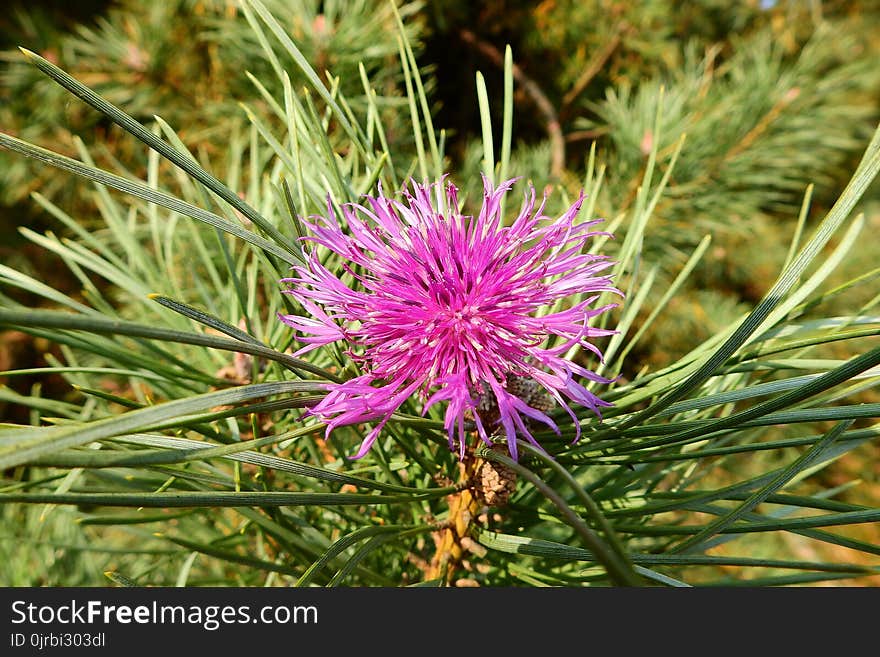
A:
[279,176,621,460]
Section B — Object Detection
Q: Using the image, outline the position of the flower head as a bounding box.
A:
[279,176,621,460]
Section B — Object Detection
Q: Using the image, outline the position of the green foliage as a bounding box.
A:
[0,1,878,587]
[586,25,879,243]
[434,2,880,369]
[0,0,424,209]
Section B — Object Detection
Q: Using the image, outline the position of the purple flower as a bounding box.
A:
[279,176,621,460]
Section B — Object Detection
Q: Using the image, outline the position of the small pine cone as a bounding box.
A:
[474,373,556,433]
[505,374,555,415]
[473,447,517,507]
[474,382,500,430]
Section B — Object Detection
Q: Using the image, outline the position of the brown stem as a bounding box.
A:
[425,454,481,585]
[560,22,626,118]
[459,29,565,180]
[565,127,610,143]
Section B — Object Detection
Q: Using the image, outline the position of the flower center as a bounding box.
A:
[437,302,483,334]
